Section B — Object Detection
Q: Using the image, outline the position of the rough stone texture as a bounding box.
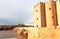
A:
[13,27,60,39]
[13,0,60,39]
[13,27,38,39]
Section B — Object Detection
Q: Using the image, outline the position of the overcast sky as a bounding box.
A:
[0,0,46,25]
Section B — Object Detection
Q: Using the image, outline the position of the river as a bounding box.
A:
[0,30,17,39]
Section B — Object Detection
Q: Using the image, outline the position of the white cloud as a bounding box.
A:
[0,0,46,25]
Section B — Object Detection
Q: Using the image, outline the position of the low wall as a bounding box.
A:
[13,26,60,39]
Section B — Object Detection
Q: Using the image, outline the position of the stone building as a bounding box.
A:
[13,0,60,39]
[34,0,59,28]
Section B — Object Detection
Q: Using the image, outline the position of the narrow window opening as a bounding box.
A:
[49,8,51,10]
[37,25,38,27]
[52,16,54,18]
[37,18,38,20]
[36,10,38,12]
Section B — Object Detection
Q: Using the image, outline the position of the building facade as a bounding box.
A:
[14,0,60,39]
[34,0,59,28]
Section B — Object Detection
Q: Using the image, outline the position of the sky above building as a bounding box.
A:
[0,0,46,25]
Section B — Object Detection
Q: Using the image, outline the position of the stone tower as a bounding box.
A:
[34,0,58,28]
[45,0,58,28]
[34,2,46,28]
[13,0,60,39]
[56,0,60,26]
